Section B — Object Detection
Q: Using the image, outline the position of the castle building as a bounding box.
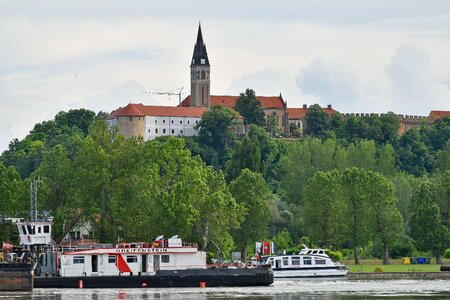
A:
[107,24,449,140]
[107,104,206,140]
[287,104,336,136]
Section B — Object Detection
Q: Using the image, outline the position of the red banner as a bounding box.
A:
[2,241,13,249]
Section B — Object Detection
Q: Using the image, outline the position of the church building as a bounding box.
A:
[108,24,289,139]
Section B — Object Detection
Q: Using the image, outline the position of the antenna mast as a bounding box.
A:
[29,177,42,222]
[142,87,184,104]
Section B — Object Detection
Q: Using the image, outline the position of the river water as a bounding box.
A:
[1,279,450,299]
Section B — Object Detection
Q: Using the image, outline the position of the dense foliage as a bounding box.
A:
[1,102,449,263]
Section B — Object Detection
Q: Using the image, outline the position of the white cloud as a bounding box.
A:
[1,1,450,153]
[226,69,303,102]
[386,43,450,113]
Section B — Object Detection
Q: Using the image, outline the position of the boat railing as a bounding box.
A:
[57,241,198,252]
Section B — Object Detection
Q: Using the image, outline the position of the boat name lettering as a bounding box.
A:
[115,248,168,253]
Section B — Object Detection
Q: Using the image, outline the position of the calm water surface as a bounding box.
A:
[1,279,450,299]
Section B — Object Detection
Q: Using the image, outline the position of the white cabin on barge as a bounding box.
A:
[59,236,207,277]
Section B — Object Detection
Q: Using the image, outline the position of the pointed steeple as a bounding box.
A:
[191,23,210,66]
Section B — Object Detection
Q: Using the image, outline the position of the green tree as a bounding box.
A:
[303,170,344,246]
[304,104,330,138]
[366,172,403,264]
[397,128,433,176]
[343,115,368,143]
[341,168,372,264]
[54,108,96,135]
[230,169,277,260]
[436,140,450,172]
[234,88,265,127]
[225,136,261,181]
[410,181,450,264]
[347,140,377,170]
[379,112,400,145]
[196,105,243,167]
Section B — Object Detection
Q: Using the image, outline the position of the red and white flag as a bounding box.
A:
[2,241,14,249]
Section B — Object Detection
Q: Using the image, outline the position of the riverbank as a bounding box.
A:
[347,271,450,280]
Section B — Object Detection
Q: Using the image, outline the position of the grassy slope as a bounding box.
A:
[343,259,450,273]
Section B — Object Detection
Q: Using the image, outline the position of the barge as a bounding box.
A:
[12,220,273,289]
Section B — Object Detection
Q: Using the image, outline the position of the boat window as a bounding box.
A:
[108,256,116,263]
[44,225,50,233]
[291,257,301,266]
[315,258,326,265]
[161,255,170,263]
[126,255,138,263]
[21,225,26,234]
[38,226,41,234]
[73,256,85,264]
[282,257,289,266]
[303,257,312,265]
[312,250,318,254]
[27,225,35,235]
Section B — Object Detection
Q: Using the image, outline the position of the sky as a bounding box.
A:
[1,0,450,152]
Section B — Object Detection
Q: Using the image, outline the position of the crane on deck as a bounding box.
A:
[141,87,184,105]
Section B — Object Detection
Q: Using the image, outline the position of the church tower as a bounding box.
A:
[190,23,210,108]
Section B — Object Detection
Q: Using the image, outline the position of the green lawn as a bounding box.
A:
[343,259,449,273]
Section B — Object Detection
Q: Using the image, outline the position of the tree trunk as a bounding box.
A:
[353,245,360,265]
[241,243,248,262]
[382,243,390,265]
[436,254,443,264]
[202,220,209,250]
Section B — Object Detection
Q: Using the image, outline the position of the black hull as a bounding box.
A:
[35,267,273,288]
[0,263,34,291]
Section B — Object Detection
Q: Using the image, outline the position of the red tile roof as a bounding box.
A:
[287,106,336,120]
[108,103,207,119]
[429,111,450,119]
[287,108,307,119]
[180,95,286,109]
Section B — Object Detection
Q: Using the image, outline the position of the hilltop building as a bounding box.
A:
[107,24,450,140]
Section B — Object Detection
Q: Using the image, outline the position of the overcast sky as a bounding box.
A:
[1,0,450,152]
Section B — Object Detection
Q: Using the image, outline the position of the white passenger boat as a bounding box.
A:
[261,247,348,278]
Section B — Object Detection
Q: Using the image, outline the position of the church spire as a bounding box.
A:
[191,23,210,66]
[190,23,211,108]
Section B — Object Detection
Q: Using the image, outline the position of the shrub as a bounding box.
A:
[329,251,343,261]
[444,249,450,259]
[440,265,450,271]
[374,267,384,273]
[390,243,416,259]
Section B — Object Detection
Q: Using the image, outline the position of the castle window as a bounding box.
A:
[188,121,190,124]
[180,130,183,134]
[180,120,182,124]
[148,129,151,133]
[171,120,174,124]
[171,129,174,134]
[197,71,200,79]
[195,120,198,124]
[163,129,166,134]
[163,120,165,124]
[155,129,158,133]
[201,70,206,79]
[201,87,205,105]
[155,120,157,124]
[129,117,132,121]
